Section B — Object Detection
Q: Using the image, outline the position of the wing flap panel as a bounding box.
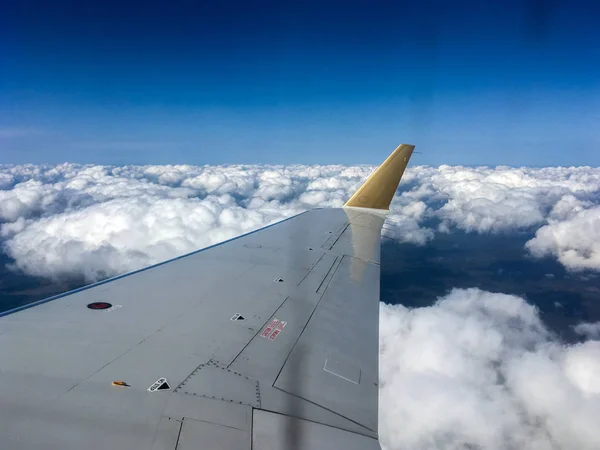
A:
[228,252,340,382]
[252,410,380,450]
[273,255,380,431]
[0,207,386,448]
[163,394,252,432]
[177,418,250,450]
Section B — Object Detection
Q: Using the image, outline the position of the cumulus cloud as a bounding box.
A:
[379,288,600,450]
[0,162,434,280]
[2,195,288,281]
[406,165,600,271]
[574,322,600,339]
[382,200,434,245]
[526,205,600,271]
[406,165,600,234]
[1,163,600,279]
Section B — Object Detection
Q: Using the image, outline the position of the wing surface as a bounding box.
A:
[0,144,414,450]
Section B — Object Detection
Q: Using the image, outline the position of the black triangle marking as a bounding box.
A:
[235,315,245,321]
[157,381,170,391]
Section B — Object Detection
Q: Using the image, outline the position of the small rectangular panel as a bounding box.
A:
[177,418,250,450]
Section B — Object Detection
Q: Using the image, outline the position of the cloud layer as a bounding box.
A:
[1,163,600,281]
[379,288,600,450]
[1,163,599,449]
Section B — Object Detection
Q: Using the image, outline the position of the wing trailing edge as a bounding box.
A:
[344,143,415,211]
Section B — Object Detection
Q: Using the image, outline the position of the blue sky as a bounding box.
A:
[1,0,599,166]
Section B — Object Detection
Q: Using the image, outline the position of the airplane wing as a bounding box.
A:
[0,144,414,450]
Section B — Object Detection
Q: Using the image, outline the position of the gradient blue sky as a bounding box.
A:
[1,0,599,166]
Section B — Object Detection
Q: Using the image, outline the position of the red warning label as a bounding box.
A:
[269,321,287,340]
[261,319,279,337]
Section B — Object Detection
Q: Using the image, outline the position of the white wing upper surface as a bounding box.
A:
[0,207,385,450]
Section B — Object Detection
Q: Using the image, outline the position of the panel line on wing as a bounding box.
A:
[265,387,377,437]
[316,256,342,295]
[269,253,346,387]
[321,223,350,251]
[295,252,327,287]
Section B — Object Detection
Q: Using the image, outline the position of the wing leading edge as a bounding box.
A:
[0,144,415,450]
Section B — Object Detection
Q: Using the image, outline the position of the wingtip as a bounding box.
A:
[343,143,415,211]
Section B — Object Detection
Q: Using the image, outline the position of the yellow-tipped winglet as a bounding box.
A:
[344,143,415,211]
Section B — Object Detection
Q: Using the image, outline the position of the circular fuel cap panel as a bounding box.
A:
[87,302,112,310]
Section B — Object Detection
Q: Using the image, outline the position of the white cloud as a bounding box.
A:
[548,194,594,221]
[1,163,600,279]
[526,206,600,271]
[0,162,434,280]
[410,165,600,234]
[408,165,600,270]
[0,180,58,222]
[379,288,600,450]
[2,195,285,281]
[574,322,600,339]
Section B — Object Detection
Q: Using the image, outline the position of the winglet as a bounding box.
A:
[344,143,415,211]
